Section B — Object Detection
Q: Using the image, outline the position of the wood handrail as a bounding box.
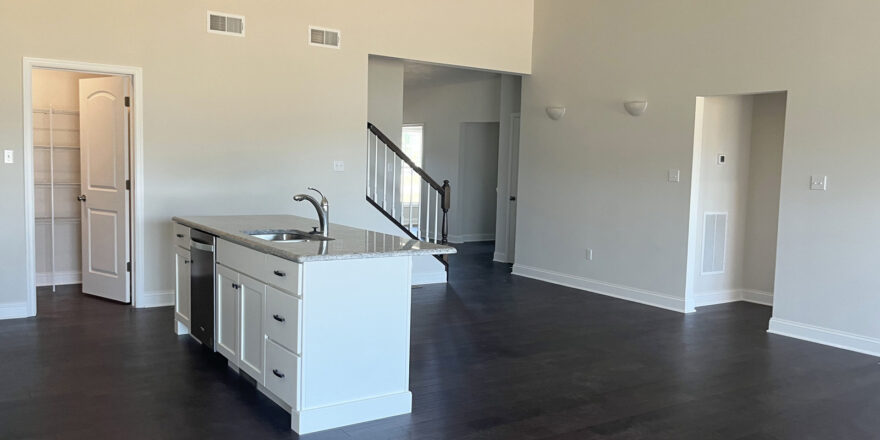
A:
[367,123,445,193]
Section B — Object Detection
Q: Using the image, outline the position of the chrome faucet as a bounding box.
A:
[293,187,330,237]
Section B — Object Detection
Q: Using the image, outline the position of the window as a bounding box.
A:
[400,125,423,206]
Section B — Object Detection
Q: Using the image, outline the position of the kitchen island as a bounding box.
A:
[171,215,455,434]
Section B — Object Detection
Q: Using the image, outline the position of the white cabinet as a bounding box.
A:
[172,222,191,335]
[239,274,265,381]
[174,247,191,329]
[216,265,240,364]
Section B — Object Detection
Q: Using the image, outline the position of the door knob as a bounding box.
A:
[77,194,87,202]
[509,196,517,201]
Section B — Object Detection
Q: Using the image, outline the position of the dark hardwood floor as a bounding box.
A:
[1,241,878,439]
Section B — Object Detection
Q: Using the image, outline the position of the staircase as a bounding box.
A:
[366,122,450,271]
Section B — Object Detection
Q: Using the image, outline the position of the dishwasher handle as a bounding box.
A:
[190,240,214,252]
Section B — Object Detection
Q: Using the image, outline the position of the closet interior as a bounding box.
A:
[32,69,106,290]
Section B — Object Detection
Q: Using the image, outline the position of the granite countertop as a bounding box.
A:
[172,215,456,263]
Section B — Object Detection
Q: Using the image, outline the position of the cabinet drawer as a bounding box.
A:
[173,222,190,249]
[217,239,266,277]
[265,286,301,354]
[265,254,301,295]
[265,338,300,409]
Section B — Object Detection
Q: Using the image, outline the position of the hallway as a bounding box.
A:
[1,243,878,439]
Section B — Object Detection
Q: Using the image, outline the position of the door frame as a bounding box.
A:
[22,57,145,314]
[503,112,521,263]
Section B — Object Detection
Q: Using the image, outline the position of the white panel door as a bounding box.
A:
[239,274,265,382]
[79,76,131,302]
[216,265,240,363]
[175,247,191,326]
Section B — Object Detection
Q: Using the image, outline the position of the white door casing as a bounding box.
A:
[507,114,521,262]
[79,76,131,302]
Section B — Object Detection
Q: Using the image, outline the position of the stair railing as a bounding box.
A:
[366,123,450,248]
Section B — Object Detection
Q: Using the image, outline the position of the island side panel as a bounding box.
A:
[300,256,413,411]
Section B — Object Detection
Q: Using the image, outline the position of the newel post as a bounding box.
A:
[441,180,451,244]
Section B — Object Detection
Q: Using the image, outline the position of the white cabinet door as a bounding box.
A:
[216,265,240,363]
[174,247,191,327]
[239,274,265,382]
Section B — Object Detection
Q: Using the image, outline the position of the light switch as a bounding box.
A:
[3,150,13,164]
[668,169,680,183]
[810,175,827,191]
[333,160,345,172]
[717,153,726,165]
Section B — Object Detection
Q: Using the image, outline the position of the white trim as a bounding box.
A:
[23,57,145,314]
[448,233,495,243]
[741,289,774,306]
[293,391,412,434]
[768,318,880,358]
[512,264,691,313]
[206,11,246,37]
[411,271,447,285]
[694,289,774,307]
[0,302,29,320]
[36,271,81,287]
[140,290,174,308]
[493,251,508,263]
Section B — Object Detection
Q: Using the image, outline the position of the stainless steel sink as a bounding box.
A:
[243,229,334,243]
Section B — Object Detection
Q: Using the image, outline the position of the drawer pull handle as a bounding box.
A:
[273,270,286,277]
[273,314,286,322]
[176,234,184,238]
[231,283,240,290]
[272,369,285,379]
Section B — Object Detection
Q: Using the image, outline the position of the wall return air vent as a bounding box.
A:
[309,26,341,48]
[207,11,245,37]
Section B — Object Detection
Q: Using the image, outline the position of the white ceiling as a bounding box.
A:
[403,61,500,89]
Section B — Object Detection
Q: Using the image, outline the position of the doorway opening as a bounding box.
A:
[23,58,144,315]
[686,92,788,311]
[366,55,523,278]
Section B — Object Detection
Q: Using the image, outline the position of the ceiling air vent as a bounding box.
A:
[309,26,341,48]
[207,11,245,37]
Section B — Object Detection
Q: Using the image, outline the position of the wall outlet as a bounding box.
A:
[586,248,593,261]
[3,150,12,164]
[333,160,345,172]
[667,169,680,183]
[810,175,827,191]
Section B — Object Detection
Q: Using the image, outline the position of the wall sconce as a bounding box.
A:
[546,106,566,121]
[624,100,648,116]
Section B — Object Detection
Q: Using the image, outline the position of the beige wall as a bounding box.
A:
[743,93,786,294]
[517,0,880,348]
[0,1,534,307]
[403,75,502,241]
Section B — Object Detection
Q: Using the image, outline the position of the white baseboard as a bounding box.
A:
[137,290,173,308]
[768,317,880,358]
[512,264,689,313]
[293,391,412,434]
[448,233,495,244]
[411,271,447,285]
[0,302,30,320]
[493,252,510,263]
[695,289,774,307]
[741,289,774,306]
[36,271,81,287]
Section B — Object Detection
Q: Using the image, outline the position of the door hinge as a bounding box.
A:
[126,261,132,272]
[124,96,130,107]
[125,179,131,190]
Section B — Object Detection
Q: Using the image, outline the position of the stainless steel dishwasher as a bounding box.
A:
[189,229,216,349]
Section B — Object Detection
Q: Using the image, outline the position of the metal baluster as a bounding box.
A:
[426,186,431,241]
[382,146,387,209]
[409,167,415,233]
